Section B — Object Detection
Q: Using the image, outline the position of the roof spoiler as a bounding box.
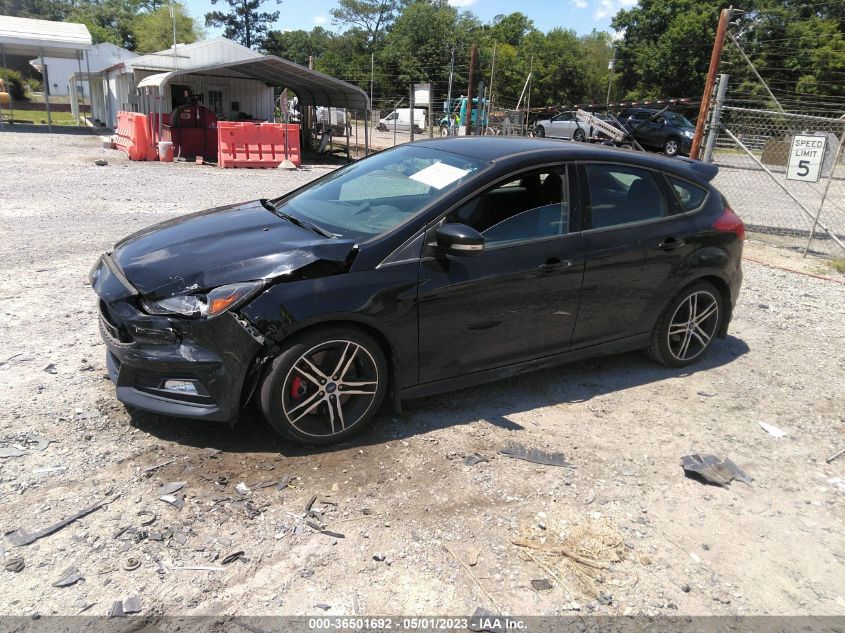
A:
[674,157,719,182]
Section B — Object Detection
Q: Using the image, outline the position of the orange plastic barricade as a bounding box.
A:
[111,111,156,161]
[217,122,301,169]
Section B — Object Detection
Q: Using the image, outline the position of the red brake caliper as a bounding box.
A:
[290,376,305,400]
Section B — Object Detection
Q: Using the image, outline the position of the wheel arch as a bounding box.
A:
[254,317,403,413]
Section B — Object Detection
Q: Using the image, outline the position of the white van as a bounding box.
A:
[377,108,427,133]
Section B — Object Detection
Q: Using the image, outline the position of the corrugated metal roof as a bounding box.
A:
[0,15,91,58]
[136,55,370,110]
[127,37,261,72]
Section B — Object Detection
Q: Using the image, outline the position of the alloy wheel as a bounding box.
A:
[666,291,720,362]
[665,138,679,156]
[574,129,586,142]
[536,126,545,137]
[281,339,380,439]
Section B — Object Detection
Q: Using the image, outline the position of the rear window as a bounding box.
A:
[667,176,708,211]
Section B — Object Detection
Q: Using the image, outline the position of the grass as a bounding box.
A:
[2,110,83,126]
[828,258,845,274]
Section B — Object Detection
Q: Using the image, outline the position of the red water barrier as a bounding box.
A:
[111,111,156,161]
[217,122,301,169]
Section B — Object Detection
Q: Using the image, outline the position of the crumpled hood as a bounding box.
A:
[109,200,356,298]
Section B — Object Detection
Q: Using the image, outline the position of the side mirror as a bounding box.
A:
[435,223,485,257]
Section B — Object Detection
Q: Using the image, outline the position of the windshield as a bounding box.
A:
[272,145,487,242]
[664,112,694,127]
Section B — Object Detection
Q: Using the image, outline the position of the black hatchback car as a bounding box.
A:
[91,138,744,444]
[620,108,697,157]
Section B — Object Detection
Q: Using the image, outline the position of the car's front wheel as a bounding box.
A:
[664,136,681,156]
[260,327,388,444]
[646,281,723,368]
[535,126,545,138]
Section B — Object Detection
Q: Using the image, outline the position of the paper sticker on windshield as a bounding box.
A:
[409,162,469,190]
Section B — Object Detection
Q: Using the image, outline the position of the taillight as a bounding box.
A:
[714,205,745,241]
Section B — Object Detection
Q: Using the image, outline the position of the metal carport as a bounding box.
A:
[0,15,92,130]
[136,55,371,154]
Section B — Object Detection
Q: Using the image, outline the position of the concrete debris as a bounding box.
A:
[94,159,108,167]
[235,482,251,496]
[531,578,553,591]
[681,454,752,487]
[499,443,572,467]
[0,447,25,458]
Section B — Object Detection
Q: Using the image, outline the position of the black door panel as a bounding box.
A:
[418,234,585,382]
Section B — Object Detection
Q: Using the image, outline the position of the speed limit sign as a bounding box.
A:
[786,134,827,182]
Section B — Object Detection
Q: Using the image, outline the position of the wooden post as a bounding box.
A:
[690,7,731,160]
[465,44,477,136]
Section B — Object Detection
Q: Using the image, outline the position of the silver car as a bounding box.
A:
[534,111,588,141]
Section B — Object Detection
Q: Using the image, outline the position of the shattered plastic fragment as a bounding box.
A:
[8,497,112,546]
[0,447,25,458]
[464,453,489,466]
[157,481,186,496]
[499,443,572,468]
[759,422,787,438]
[52,566,84,588]
[681,454,752,487]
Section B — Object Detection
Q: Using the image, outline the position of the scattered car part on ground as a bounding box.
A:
[91,138,743,445]
[52,566,84,588]
[759,422,787,438]
[499,443,572,468]
[4,557,25,573]
[680,454,752,487]
[8,496,114,546]
[826,447,845,464]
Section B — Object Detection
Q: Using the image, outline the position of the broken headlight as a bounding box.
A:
[141,281,264,319]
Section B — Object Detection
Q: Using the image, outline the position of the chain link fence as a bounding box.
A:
[710,105,845,257]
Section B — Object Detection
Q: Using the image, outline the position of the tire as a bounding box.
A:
[645,281,723,368]
[536,126,545,138]
[663,136,681,156]
[573,128,586,142]
[259,326,388,444]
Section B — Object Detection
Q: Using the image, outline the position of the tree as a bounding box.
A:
[489,12,535,47]
[205,0,281,49]
[263,27,333,65]
[0,0,70,20]
[330,0,398,48]
[68,0,146,50]
[134,3,203,53]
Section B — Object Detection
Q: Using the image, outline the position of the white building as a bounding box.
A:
[30,42,136,97]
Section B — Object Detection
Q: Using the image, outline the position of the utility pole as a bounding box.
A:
[465,44,477,136]
[690,6,732,160]
[487,43,496,134]
[525,55,533,135]
[605,47,616,105]
[409,83,415,142]
[370,53,374,108]
[446,47,455,114]
[702,73,729,163]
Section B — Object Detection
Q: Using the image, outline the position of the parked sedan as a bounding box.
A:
[534,111,589,141]
[91,138,744,444]
[620,108,696,156]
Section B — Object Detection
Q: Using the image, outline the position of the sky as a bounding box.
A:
[183,0,632,40]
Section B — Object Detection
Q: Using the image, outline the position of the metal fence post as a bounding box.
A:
[804,128,845,256]
[410,84,415,143]
[702,74,729,164]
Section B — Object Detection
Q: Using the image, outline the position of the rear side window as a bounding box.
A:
[667,176,708,211]
[585,164,668,229]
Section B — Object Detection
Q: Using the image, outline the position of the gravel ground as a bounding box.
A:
[0,129,844,620]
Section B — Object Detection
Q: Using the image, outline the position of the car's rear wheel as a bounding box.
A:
[573,128,586,142]
[664,137,680,156]
[646,281,723,367]
[260,327,388,444]
[536,126,545,138]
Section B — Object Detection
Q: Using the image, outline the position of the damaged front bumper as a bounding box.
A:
[92,256,263,422]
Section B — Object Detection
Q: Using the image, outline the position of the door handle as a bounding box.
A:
[538,257,573,272]
[657,237,685,251]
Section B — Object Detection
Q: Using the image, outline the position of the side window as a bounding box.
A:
[447,168,569,245]
[586,164,668,229]
[667,175,708,211]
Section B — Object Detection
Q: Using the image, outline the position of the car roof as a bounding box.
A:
[412,137,717,182]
